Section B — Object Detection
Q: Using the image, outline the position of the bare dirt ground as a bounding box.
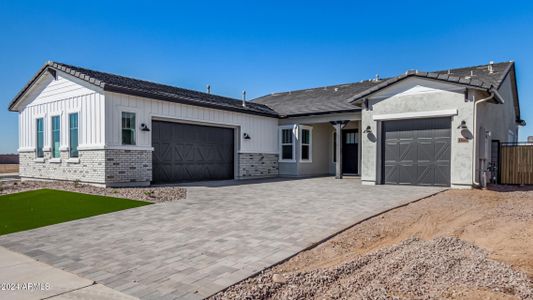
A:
[0,164,18,173]
[0,180,186,202]
[212,187,533,300]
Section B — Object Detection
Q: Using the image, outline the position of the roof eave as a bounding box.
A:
[104,84,279,118]
[8,62,106,112]
[348,74,489,104]
[279,108,362,119]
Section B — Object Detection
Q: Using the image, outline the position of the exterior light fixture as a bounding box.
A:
[457,120,468,130]
[363,125,372,134]
[243,133,251,140]
[140,123,150,131]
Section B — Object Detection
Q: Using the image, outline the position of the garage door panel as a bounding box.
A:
[382,118,451,186]
[383,165,399,184]
[399,141,417,162]
[152,121,234,183]
[384,142,399,162]
[399,164,417,184]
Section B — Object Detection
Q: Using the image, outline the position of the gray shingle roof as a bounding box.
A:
[253,62,514,116]
[10,61,516,119]
[348,62,514,103]
[252,80,385,116]
[9,62,278,117]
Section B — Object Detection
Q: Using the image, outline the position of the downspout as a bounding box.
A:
[472,91,495,187]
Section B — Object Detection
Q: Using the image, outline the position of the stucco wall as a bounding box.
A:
[279,118,361,176]
[475,74,519,182]
[361,77,474,186]
[298,123,332,176]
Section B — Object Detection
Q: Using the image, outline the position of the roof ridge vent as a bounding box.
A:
[488,61,494,73]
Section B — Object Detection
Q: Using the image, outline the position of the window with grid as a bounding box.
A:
[36,118,44,158]
[122,112,136,145]
[69,113,79,158]
[300,127,311,161]
[280,128,294,160]
[51,116,60,158]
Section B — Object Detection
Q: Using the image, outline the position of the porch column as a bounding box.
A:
[330,120,349,179]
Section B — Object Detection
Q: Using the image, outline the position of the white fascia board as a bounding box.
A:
[372,109,458,121]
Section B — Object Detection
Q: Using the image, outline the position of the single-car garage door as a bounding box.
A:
[382,117,451,186]
[152,121,234,183]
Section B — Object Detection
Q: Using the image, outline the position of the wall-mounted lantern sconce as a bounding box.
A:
[362,125,372,134]
[457,120,468,130]
[140,123,150,132]
[243,133,251,140]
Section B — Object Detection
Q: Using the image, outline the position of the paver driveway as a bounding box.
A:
[0,177,444,299]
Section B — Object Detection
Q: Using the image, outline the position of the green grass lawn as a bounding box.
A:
[0,189,151,235]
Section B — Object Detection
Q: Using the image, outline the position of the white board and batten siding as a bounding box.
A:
[18,73,105,152]
[105,92,279,154]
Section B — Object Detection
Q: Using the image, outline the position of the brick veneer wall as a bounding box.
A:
[104,149,152,186]
[19,150,106,184]
[238,153,279,178]
[19,148,152,186]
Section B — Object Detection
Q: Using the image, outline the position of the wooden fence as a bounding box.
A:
[500,143,533,185]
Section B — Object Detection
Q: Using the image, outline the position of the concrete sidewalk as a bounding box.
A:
[0,246,135,300]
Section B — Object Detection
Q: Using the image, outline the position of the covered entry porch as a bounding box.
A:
[277,112,362,178]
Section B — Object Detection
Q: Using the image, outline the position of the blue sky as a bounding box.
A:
[0,0,531,153]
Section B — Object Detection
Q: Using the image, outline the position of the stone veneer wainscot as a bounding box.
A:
[238,153,279,179]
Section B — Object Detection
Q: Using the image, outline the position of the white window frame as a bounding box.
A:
[121,111,137,146]
[34,113,46,162]
[279,125,296,162]
[299,125,312,163]
[331,131,337,163]
[67,108,81,162]
[49,112,63,162]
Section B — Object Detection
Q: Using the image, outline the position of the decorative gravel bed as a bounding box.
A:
[212,237,533,299]
[0,180,186,202]
[210,188,533,299]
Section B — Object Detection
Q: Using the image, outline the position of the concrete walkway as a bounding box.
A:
[0,246,136,300]
[0,177,444,299]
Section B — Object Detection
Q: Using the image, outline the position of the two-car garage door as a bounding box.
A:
[152,121,234,183]
[382,118,451,186]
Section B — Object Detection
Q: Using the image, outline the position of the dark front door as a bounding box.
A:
[152,121,234,183]
[342,129,359,174]
[382,117,451,186]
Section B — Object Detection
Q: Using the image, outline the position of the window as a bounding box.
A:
[280,127,294,161]
[300,126,312,162]
[122,112,136,145]
[36,118,44,158]
[345,132,357,144]
[332,132,336,163]
[69,113,79,157]
[51,115,60,158]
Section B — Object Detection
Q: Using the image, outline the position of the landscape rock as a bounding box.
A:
[0,180,186,202]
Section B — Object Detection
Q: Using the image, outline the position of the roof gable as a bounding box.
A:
[253,61,515,117]
[9,62,278,117]
[348,62,514,103]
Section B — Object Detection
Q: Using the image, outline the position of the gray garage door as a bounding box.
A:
[382,117,451,186]
[152,121,234,183]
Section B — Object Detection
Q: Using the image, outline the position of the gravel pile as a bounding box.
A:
[212,237,533,299]
[0,180,186,202]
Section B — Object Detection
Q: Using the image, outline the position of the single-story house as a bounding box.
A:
[8,61,524,188]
